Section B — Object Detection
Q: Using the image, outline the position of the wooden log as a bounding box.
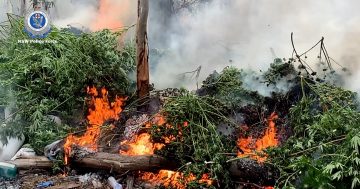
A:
[7,155,278,186]
[228,158,279,186]
[71,153,177,173]
[6,156,53,170]
[6,153,175,173]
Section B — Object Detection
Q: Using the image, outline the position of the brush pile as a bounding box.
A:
[0,16,360,189]
[0,15,135,154]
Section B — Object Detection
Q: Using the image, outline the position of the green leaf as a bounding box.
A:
[351,135,360,153]
[331,171,342,180]
[351,177,360,189]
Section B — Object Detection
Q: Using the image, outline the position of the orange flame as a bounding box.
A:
[64,86,126,164]
[237,112,279,162]
[91,0,132,31]
[120,114,173,155]
[141,170,213,189]
[120,133,165,156]
[120,115,212,188]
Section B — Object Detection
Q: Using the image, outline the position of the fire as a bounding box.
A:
[120,133,164,156]
[91,0,133,31]
[237,112,279,162]
[64,86,126,164]
[120,114,173,155]
[141,170,213,189]
[120,115,212,188]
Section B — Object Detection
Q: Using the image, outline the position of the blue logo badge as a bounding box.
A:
[24,11,51,39]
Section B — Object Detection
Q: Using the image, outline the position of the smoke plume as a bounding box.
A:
[1,0,360,93]
[148,0,360,93]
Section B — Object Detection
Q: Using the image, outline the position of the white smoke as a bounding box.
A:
[0,0,137,30]
[149,0,360,94]
[1,0,360,94]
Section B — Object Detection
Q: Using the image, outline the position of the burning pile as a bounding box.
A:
[237,112,279,162]
[58,73,285,189]
[120,114,212,188]
[64,86,126,164]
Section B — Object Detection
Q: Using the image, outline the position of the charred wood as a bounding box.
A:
[71,153,177,173]
[229,158,279,186]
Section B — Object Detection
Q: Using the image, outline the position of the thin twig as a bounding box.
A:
[290,136,346,156]
[234,181,264,189]
[291,32,310,75]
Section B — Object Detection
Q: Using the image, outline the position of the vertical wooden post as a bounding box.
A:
[136,0,150,110]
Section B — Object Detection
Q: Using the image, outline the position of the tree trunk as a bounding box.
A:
[136,0,150,111]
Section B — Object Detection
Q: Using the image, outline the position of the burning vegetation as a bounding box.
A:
[1,6,360,189]
[64,87,127,164]
[237,112,279,162]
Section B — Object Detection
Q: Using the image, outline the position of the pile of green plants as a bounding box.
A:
[149,60,299,188]
[149,55,360,188]
[269,79,360,189]
[200,67,263,108]
[0,15,135,153]
[151,91,235,188]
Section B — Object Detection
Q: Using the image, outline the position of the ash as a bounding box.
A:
[71,145,96,160]
[124,114,149,140]
[78,173,103,188]
[0,177,20,189]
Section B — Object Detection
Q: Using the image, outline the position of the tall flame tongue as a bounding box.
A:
[237,112,279,162]
[64,86,126,164]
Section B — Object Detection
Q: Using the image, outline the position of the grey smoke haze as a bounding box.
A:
[0,0,137,30]
[1,0,360,93]
[149,0,360,93]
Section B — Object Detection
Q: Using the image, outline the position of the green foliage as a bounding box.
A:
[0,15,135,153]
[263,58,297,85]
[201,66,263,108]
[151,91,234,188]
[269,79,360,189]
[29,119,70,154]
[51,153,66,174]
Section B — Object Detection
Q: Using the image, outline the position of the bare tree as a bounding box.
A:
[136,0,150,110]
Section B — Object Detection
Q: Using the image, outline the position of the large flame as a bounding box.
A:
[64,86,126,164]
[237,112,279,162]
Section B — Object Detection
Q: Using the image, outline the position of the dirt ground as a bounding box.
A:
[1,170,107,189]
[0,169,150,189]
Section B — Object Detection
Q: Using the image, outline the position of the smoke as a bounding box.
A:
[52,0,137,31]
[1,0,360,94]
[0,0,137,31]
[149,0,360,93]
